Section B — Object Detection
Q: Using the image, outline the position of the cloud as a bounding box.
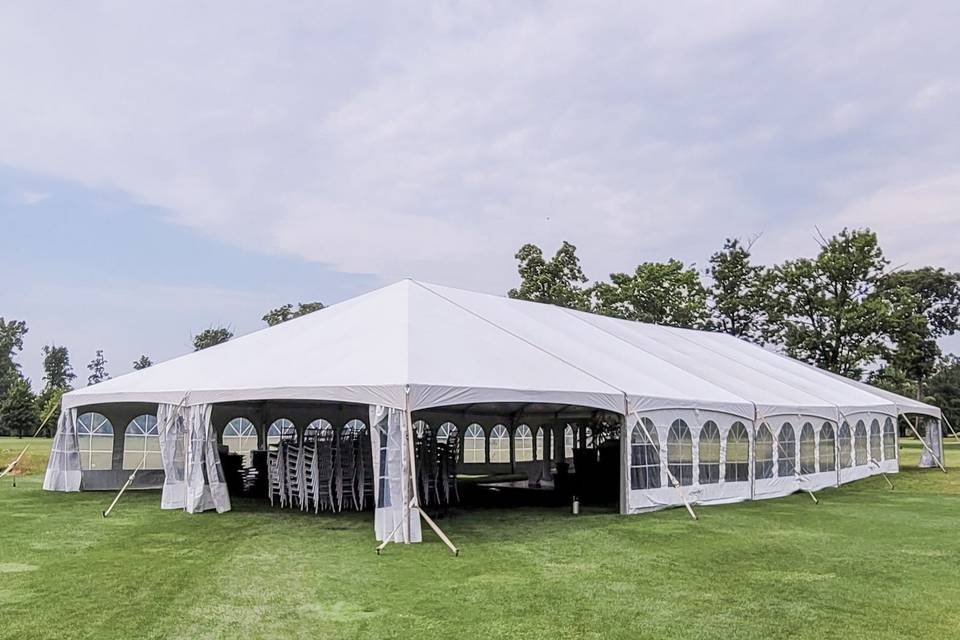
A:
[0,1,958,293]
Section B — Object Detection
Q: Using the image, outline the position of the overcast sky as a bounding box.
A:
[2,2,959,387]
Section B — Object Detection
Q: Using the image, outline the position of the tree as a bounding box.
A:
[133,355,153,370]
[87,350,110,385]
[879,267,960,398]
[705,237,774,343]
[0,376,38,437]
[0,317,28,398]
[926,354,960,432]
[262,302,325,326]
[769,229,890,378]
[508,242,591,310]
[41,344,75,390]
[193,327,233,351]
[35,386,66,436]
[592,259,708,328]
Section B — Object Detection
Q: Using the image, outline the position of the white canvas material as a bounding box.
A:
[184,404,231,514]
[157,402,187,509]
[369,405,422,543]
[42,408,81,492]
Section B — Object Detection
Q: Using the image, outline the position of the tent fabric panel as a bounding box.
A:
[419,282,754,414]
[370,405,421,543]
[42,408,82,492]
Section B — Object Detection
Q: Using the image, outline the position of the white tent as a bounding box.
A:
[45,279,943,540]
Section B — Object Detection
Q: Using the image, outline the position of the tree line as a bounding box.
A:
[508,228,960,425]
[0,301,324,437]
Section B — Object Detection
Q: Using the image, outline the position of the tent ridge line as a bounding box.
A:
[411,281,626,399]
[559,307,756,411]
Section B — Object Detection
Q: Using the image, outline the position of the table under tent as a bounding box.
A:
[43,279,947,547]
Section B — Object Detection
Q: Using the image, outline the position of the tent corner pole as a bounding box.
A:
[404,390,458,556]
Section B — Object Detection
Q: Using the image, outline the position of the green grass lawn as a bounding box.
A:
[1,437,958,639]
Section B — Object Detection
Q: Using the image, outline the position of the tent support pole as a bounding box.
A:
[902,413,946,473]
[0,402,59,482]
[869,459,895,490]
[942,415,960,446]
[633,414,697,521]
[102,459,145,517]
[404,391,458,556]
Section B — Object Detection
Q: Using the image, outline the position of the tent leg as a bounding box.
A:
[870,460,895,490]
[903,413,946,472]
[419,508,459,556]
[102,463,143,517]
[942,415,960,446]
[805,489,819,504]
[375,518,406,554]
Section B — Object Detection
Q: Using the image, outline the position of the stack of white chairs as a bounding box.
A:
[268,445,287,508]
[302,436,318,512]
[285,442,305,509]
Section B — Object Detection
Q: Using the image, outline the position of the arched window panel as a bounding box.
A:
[854,421,867,466]
[343,419,367,436]
[819,423,836,472]
[838,422,853,469]
[223,417,258,464]
[413,420,431,440]
[698,421,720,484]
[515,424,533,462]
[436,422,458,444]
[869,419,882,463]
[667,419,693,486]
[564,426,574,460]
[304,418,334,441]
[267,418,297,446]
[490,424,510,463]
[123,414,162,470]
[799,423,816,475]
[777,423,796,477]
[77,412,114,471]
[755,423,774,480]
[725,422,750,482]
[883,418,896,461]
[535,427,548,462]
[463,424,485,463]
[630,418,660,490]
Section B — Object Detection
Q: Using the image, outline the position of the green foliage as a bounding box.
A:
[35,386,65,436]
[0,376,38,436]
[86,349,110,385]
[926,355,960,431]
[193,326,233,351]
[262,301,326,326]
[592,259,708,327]
[705,238,774,343]
[770,229,890,378]
[879,267,960,396]
[0,317,28,398]
[41,344,75,390]
[508,241,591,310]
[133,355,153,370]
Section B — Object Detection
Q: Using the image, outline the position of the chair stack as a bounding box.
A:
[268,446,287,508]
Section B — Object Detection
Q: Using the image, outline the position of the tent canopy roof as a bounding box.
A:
[64,280,941,420]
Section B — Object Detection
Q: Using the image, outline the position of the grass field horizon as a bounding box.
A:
[1,437,958,639]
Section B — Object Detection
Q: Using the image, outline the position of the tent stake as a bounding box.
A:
[0,403,59,482]
[902,413,946,472]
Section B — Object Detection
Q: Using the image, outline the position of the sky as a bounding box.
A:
[1,2,959,388]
